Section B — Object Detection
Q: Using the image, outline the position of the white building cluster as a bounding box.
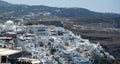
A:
[0,20,115,64]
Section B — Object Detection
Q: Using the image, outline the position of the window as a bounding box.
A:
[1,56,7,63]
[38,29,45,32]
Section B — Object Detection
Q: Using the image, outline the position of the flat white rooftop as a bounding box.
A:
[0,37,13,40]
[0,48,21,56]
[18,57,40,63]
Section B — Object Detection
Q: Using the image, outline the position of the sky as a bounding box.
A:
[3,0,120,13]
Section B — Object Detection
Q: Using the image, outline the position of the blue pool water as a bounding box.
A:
[0,40,3,43]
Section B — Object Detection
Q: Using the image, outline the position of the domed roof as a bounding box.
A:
[5,20,14,24]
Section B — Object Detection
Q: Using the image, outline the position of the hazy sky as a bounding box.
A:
[3,0,120,13]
